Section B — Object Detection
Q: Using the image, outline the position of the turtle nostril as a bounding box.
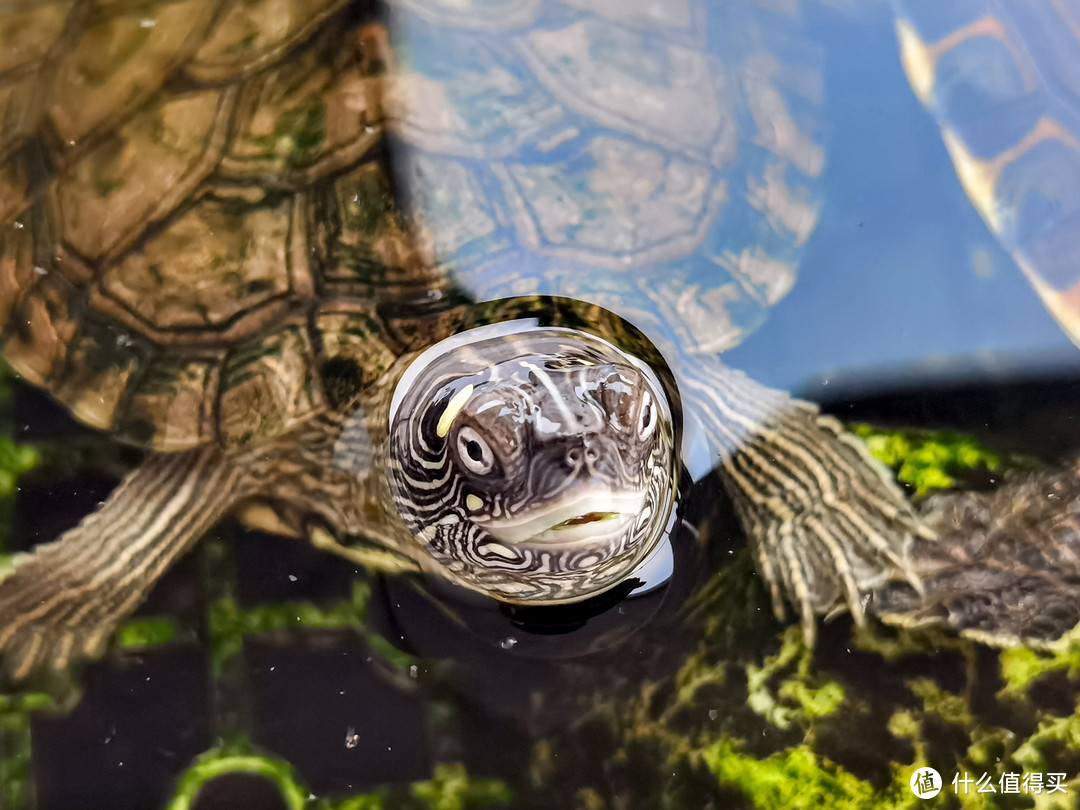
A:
[566,447,582,466]
[584,447,598,462]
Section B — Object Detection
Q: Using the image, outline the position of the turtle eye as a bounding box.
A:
[456,426,495,475]
[638,391,657,440]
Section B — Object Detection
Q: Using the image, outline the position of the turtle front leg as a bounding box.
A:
[681,359,930,643]
[0,446,242,682]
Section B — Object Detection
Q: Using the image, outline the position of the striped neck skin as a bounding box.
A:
[387,323,678,605]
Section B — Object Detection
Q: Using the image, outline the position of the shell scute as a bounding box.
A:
[222,25,384,185]
[895,1,1080,343]
[51,87,232,263]
[515,19,731,165]
[2,270,82,388]
[316,161,442,306]
[0,2,72,158]
[218,320,325,448]
[0,223,34,326]
[48,0,217,151]
[119,354,222,450]
[0,2,72,76]
[50,317,151,431]
[495,135,728,269]
[99,194,304,336]
[314,303,400,388]
[186,0,350,83]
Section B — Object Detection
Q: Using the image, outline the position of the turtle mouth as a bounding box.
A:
[482,490,645,548]
[552,511,620,529]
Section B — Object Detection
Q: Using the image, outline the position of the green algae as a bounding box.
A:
[115,616,181,649]
[166,742,510,810]
[850,424,1032,495]
[205,579,418,675]
[703,738,913,810]
[409,763,513,810]
[999,640,1080,700]
[0,363,40,558]
[0,693,53,810]
[745,627,843,731]
[0,439,38,501]
[167,744,308,810]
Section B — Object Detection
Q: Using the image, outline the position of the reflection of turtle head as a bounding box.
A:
[388,325,678,604]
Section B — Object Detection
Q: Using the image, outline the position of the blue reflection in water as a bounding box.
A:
[722,1,1080,397]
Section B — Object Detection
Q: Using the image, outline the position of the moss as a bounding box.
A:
[115,616,180,648]
[0,382,41,552]
[409,763,513,810]
[206,580,418,675]
[166,741,510,810]
[702,738,911,809]
[745,627,843,731]
[207,580,371,673]
[0,693,54,809]
[998,641,1080,700]
[0,439,39,499]
[166,742,308,810]
[907,678,973,727]
[850,424,1032,495]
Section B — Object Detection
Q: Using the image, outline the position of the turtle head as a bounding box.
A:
[388,323,677,605]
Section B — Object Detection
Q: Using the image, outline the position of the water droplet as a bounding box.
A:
[408,664,418,679]
[499,637,518,650]
[288,574,297,582]
[139,16,156,28]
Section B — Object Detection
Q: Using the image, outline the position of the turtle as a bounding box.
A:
[0,0,932,684]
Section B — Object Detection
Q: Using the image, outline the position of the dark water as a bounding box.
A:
[7,364,1080,809]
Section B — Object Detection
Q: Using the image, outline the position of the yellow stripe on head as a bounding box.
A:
[436,384,475,438]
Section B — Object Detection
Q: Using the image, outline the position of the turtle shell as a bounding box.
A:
[0,0,826,457]
[0,0,436,451]
[893,1,1080,345]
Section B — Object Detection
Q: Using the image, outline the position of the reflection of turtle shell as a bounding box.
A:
[893,1,1080,343]
[0,0,824,454]
[386,0,826,363]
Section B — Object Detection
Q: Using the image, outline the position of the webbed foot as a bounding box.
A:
[682,362,929,643]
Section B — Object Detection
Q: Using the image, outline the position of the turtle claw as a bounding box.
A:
[695,371,929,640]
